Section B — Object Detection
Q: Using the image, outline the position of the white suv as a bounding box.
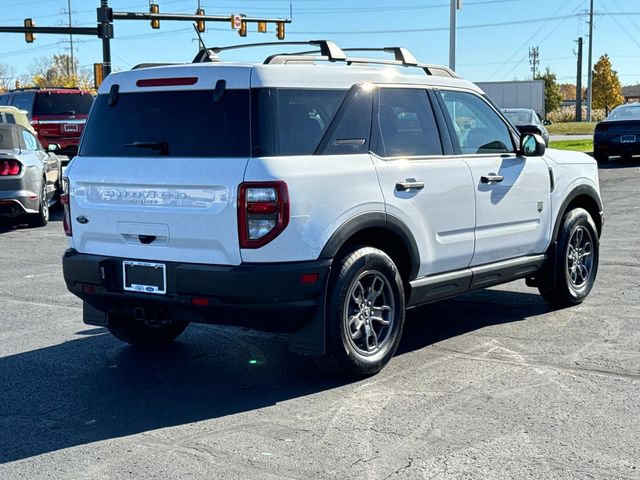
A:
[62,41,603,377]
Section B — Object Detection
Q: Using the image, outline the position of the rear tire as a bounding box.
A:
[28,179,49,228]
[108,315,189,347]
[538,208,599,307]
[314,247,405,377]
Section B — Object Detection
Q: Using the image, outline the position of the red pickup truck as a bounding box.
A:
[0,87,94,159]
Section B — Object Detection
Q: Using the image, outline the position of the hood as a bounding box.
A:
[544,148,595,165]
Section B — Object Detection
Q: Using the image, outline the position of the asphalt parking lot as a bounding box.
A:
[1,159,639,480]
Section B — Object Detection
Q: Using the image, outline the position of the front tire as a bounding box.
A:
[108,315,189,347]
[315,247,405,377]
[538,208,599,307]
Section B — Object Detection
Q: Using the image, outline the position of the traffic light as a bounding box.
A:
[276,21,285,40]
[150,3,160,29]
[195,8,205,33]
[24,18,35,43]
[258,21,267,33]
[239,20,247,37]
[93,63,105,88]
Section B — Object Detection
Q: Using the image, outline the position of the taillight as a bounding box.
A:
[30,117,40,129]
[60,177,72,237]
[238,181,289,249]
[0,159,21,176]
[596,123,608,132]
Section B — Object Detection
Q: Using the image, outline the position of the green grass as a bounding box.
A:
[546,122,597,135]
[549,139,593,152]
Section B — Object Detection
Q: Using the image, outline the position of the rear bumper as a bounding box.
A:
[594,137,640,156]
[62,249,331,334]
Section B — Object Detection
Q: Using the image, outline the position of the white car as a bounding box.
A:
[61,41,604,377]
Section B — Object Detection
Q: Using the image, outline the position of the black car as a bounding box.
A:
[593,103,640,163]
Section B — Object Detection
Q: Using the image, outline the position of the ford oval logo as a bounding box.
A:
[76,216,89,224]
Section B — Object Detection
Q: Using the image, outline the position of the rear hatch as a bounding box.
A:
[32,90,93,146]
[67,66,252,266]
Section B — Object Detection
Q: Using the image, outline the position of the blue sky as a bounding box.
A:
[1,0,640,86]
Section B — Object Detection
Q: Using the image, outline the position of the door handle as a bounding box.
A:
[395,179,425,192]
[481,174,504,184]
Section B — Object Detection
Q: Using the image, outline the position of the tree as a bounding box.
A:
[559,83,577,101]
[0,63,15,92]
[536,68,563,116]
[592,54,623,112]
[29,54,92,90]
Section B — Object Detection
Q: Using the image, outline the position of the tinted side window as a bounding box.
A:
[253,89,347,157]
[0,94,9,106]
[438,90,514,155]
[317,86,373,155]
[0,113,16,124]
[22,130,39,151]
[375,88,442,157]
[11,92,36,116]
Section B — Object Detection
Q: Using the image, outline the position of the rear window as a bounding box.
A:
[607,106,640,121]
[33,92,94,116]
[79,89,250,158]
[253,88,347,156]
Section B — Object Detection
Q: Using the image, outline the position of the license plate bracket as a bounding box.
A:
[123,260,166,295]
[620,135,636,143]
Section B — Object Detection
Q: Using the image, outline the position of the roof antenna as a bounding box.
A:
[290,2,293,19]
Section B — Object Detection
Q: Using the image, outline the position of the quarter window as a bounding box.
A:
[22,130,39,151]
[374,88,442,157]
[438,90,514,155]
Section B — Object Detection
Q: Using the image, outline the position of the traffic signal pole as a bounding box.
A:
[0,0,292,83]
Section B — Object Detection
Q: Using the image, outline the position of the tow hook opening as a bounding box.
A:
[134,306,170,326]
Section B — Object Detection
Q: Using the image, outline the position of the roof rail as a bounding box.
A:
[192,40,458,78]
[9,86,82,92]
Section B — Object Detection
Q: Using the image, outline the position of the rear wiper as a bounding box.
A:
[124,141,169,155]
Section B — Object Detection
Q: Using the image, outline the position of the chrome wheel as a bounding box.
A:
[566,225,593,288]
[40,181,49,223]
[343,269,395,356]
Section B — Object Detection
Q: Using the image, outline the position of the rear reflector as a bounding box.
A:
[136,77,198,87]
[82,285,96,294]
[300,273,320,285]
[191,297,210,306]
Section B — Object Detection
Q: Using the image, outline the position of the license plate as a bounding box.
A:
[620,135,636,143]
[63,124,80,133]
[123,261,166,295]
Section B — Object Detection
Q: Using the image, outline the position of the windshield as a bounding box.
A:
[606,105,640,121]
[80,89,250,158]
[33,92,94,116]
[503,110,535,125]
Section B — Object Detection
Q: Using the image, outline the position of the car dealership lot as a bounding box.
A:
[1,161,639,479]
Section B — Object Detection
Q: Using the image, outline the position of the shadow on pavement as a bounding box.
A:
[597,156,639,169]
[0,289,548,463]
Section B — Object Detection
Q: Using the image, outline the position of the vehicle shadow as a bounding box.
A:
[0,209,63,234]
[0,289,548,463]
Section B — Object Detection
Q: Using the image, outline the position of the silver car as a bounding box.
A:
[502,108,551,146]
[0,124,61,227]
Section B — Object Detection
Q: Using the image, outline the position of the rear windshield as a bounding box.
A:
[34,92,94,116]
[607,106,640,121]
[79,90,250,157]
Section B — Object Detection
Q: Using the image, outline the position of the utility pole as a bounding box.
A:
[529,46,539,79]
[68,0,74,77]
[586,0,594,121]
[449,0,462,71]
[576,37,583,122]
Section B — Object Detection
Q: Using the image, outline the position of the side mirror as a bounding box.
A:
[47,143,60,153]
[543,119,552,126]
[520,133,546,157]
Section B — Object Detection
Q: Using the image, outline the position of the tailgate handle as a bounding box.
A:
[138,235,157,244]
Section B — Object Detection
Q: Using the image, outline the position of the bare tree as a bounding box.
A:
[0,63,15,92]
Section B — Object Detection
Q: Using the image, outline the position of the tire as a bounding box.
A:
[538,208,599,307]
[594,153,608,164]
[28,179,49,228]
[315,247,405,377]
[108,314,189,347]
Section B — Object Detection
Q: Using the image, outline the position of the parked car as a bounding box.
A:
[0,106,37,135]
[61,41,603,377]
[502,108,551,146]
[0,87,94,159]
[0,124,61,227]
[593,103,640,163]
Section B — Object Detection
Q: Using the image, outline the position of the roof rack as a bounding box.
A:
[192,40,457,78]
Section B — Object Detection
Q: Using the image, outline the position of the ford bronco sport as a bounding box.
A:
[61,41,603,377]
